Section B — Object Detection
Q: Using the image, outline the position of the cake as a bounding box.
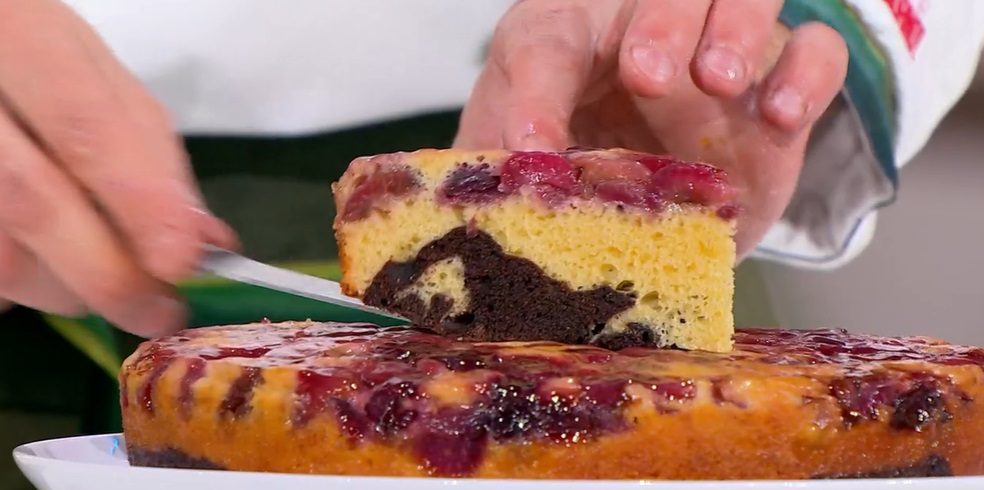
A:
[331,148,739,353]
[121,320,984,479]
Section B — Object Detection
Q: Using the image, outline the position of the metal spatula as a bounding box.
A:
[199,245,406,321]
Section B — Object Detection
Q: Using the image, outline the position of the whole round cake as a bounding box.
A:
[120,320,984,480]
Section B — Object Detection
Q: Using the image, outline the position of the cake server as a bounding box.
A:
[199,245,407,321]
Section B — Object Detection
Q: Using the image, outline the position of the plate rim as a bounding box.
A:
[13,433,984,489]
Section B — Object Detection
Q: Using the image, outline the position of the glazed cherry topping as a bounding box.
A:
[341,167,420,221]
[130,323,984,477]
[593,180,664,212]
[438,164,504,205]
[179,359,206,419]
[571,152,651,183]
[219,367,262,419]
[435,149,739,219]
[648,162,737,206]
[637,156,675,174]
[499,151,581,204]
[891,383,949,431]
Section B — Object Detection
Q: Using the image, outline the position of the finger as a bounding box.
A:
[0,108,186,338]
[483,1,595,150]
[757,22,849,131]
[619,0,713,98]
[0,233,86,317]
[0,0,234,283]
[692,0,785,97]
[454,66,509,150]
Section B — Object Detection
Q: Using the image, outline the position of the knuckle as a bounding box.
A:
[0,159,53,235]
[44,107,121,169]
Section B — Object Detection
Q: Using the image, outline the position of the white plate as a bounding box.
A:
[12,434,984,490]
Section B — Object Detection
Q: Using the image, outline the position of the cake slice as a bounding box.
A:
[331,148,738,352]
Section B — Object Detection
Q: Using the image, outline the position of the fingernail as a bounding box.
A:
[699,46,747,83]
[768,86,808,124]
[630,45,677,85]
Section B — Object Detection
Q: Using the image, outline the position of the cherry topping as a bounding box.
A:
[135,323,984,478]
[341,167,420,221]
[365,381,419,436]
[572,153,651,184]
[637,156,676,174]
[331,399,371,441]
[438,164,504,205]
[648,162,737,206]
[716,204,740,220]
[138,356,174,415]
[500,151,581,203]
[179,359,206,419]
[200,347,272,360]
[828,375,899,427]
[594,180,664,212]
[219,367,262,419]
[892,383,949,431]
[294,370,359,427]
[414,412,488,477]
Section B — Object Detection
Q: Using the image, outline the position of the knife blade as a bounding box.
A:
[199,245,407,322]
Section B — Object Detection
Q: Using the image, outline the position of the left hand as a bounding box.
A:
[455,0,848,260]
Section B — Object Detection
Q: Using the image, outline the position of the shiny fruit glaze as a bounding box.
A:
[340,167,421,222]
[339,148,740,224]
[442,149,738,214]
[125,323,984,476]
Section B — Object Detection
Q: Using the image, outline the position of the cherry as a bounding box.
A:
[571,152,651,184]
[438,164,504,205]
[499,151,581,203]
[219,367,262,419]
[341,167,420,221]
[892,383,949,431]
[414,412,488,477]
[649,162,737,206]
[366,381,419,436]
[637,156,676,174]
[594,180,665,212]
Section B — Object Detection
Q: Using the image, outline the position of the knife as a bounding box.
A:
[199,245,407,322]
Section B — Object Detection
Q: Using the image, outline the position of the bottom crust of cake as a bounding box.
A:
[126,446,954,479]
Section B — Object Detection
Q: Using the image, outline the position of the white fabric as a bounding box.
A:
[65,0,513,135]
[754,0,984,268]
[63,0,984,268]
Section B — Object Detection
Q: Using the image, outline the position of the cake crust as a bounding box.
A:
[121,321,984,480]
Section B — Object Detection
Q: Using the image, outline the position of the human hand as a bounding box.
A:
[456,0,849,260]
[0,0,237,335]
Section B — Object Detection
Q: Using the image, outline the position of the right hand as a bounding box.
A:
[0,1,237,336]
